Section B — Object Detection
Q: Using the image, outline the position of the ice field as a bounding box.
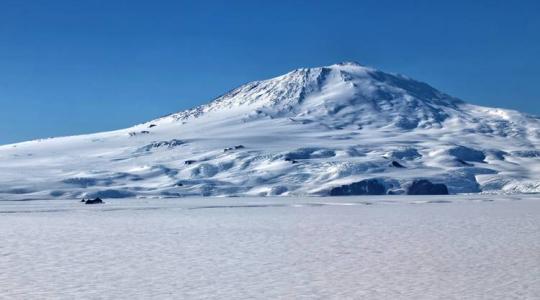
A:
[1,195,539,299]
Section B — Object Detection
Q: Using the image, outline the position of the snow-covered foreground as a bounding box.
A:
[1,195,539,299]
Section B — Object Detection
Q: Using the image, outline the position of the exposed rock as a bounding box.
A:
[391,161,406,168]
[129,131,151,137]
[284,157,298,164]
[184,160,196,165]
[84,197,104,204]
[329,179,387,196]
[407,180,449,195]
[487,150,507,160]
[138,139,185,152]
[223,145,245,152]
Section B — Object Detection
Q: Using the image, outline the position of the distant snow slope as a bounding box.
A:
[1,62,539,199]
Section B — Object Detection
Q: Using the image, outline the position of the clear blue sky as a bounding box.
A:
[1,0,539,144]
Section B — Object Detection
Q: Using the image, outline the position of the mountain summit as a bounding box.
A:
[167,62,462,130]
[1,63,539,199]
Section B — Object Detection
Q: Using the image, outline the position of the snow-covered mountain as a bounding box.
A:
[1,62,539,199]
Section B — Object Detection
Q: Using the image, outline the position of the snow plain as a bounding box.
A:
[1,195,539,299]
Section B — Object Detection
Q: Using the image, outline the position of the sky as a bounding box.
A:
[0,0,539,144]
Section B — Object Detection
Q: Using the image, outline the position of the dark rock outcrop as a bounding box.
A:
[391,161,406,168]
[129,130,151,137]
[224,145,246,152]
[329,179,387,196]
[284,158,298,164]
[138,139,185,152]
[407,180,449,195]
[84,197,104,204]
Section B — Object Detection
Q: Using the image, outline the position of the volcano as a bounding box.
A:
[1,62,539,199]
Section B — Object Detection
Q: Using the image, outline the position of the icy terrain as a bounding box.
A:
[1,62,539,198]
[1,196,539,299]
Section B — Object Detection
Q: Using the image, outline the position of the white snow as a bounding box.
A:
[0,62,539,198]
[1,195,539,299]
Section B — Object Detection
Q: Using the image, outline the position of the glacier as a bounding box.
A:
[1,61,539,199]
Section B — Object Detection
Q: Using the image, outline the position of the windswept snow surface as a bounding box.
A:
[1,196,539,299]
[1,62,539,198]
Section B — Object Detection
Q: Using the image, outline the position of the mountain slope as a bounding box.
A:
[1,62,539,199]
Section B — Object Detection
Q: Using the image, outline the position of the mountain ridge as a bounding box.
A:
[1,62,539,199]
